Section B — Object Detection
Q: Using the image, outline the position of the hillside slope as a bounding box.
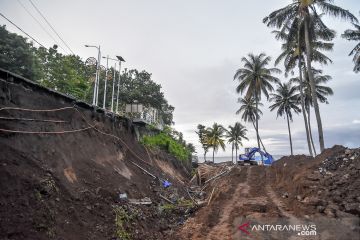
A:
[0,70,191,240]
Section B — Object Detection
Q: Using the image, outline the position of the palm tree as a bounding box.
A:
[236,97,266,151]
[272,18,333,156]
[291,69,333,154]
[263,0,358,152]
[206,123,226,163]
[342,20,360,72]
[196,124,209,162]
[234,53,281,151]
[269,82,301,155]
[226,122,248,163]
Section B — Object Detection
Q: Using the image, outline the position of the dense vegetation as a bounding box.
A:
[141,127,195,163]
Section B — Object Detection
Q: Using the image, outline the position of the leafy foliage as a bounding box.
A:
[342,22,360,72]
[141,132,191,162]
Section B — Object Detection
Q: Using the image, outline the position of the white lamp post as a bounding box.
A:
[84,44,101,106]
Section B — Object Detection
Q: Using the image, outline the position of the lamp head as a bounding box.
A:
[116,56,125,62]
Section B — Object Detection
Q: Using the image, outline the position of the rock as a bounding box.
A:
[282,192,289,198]
[303,196,322,206]
[317,205,325,213]
[345,149,352,155]
[324,207,336,218]
[344,203,360,215]
[296,195,303,201]
[307,173,321,181]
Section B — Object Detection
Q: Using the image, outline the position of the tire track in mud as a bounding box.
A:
[178,166,307,240]
[204,167,251,240]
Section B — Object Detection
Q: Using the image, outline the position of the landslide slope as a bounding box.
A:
[0,71,190,240]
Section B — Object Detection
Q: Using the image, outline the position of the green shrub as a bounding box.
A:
[141,133,191,162]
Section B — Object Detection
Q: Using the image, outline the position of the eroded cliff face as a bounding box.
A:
[0,70,191,240]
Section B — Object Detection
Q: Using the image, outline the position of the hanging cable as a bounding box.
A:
[0,12,46,48]
[28,0,74,54]
[16,0,68,53]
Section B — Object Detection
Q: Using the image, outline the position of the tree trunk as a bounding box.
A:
[307,106,317,156]
[255,96,264,164]
[252,121,267,152]
[286,112,294,155]
[304,16,325,152]
[212,148,215,163]
[235,145,238,164]
[255,98,261,150]
[231,144,234,164]
[297,39,313,156]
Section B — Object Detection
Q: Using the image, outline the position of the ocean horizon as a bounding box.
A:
[198,155,285,163]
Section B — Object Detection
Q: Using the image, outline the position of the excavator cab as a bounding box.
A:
[238,147,273,166]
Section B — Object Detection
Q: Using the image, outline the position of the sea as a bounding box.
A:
[198,155,284,163]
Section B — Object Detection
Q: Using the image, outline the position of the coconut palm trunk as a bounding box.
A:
[251,120,267,151]
[255,96,264,164]
[235,145,238,164]
[255,97,261,150]
[307,106,317,156]
[212,148,215,163]
[231,144,234,163]
[286,112,294,155]
[304,15,325,152]
[298,57,313,156]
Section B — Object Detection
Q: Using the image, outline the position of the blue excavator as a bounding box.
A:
[238,147,273,166]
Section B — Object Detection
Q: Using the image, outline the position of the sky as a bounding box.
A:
[1,0,359,156]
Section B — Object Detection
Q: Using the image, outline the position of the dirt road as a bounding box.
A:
[177,166,359,240]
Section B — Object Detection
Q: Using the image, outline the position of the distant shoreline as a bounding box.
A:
[198,155,284,163]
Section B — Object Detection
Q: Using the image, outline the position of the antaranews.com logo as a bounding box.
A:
[238,222,317,237]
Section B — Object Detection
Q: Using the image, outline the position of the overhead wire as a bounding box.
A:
[0,12,46,48]
[28,0,75,55]
[16,0,68,53]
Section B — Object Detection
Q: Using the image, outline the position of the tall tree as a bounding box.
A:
[235,97,266,151]
[264,0,358,152]
[290,69,333,154]
[272,17,333,156]
[342,20,360,72]
[0,25,41,80]
[234,53,281,151]
[196,124,209,162]
[269,82,301,155]
[226,122,248,164]
[206,123,226,163]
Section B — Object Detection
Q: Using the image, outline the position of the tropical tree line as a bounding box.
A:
[0,25,174,125]
[196,122,248,163]
[233,1,358,156]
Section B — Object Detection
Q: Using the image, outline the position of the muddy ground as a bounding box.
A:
[176,146,360,240]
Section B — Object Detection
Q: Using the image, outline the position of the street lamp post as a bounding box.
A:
[102,55,109,109]
[111,62,117,112]
[104,56,125,113]
[85,44,101,106]
[115,56,125,114]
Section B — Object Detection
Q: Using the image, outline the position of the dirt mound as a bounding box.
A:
[177,146,360,240]
[0,71,192,239]
[270,145,360,218]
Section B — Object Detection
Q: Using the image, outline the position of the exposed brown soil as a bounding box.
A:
[177,146,360,240]
[0,73,192,240]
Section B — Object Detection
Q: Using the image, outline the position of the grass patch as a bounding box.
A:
[113,206,137,240]
[141,133,191,162]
